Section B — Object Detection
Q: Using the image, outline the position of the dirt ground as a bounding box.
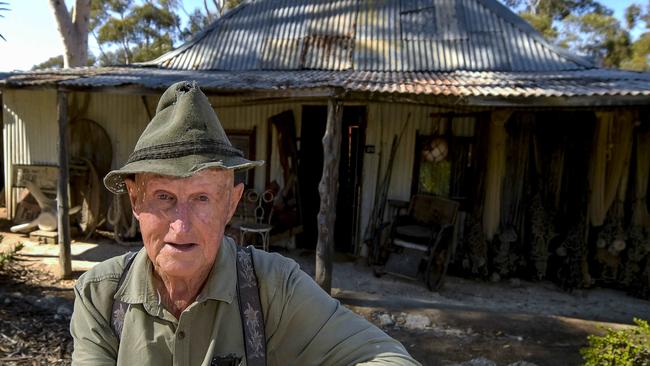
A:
[1,232,649,366]
[292,252,650,366]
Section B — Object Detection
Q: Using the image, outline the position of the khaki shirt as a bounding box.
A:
[71,237,420,365]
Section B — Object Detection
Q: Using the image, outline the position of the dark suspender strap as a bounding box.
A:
[111,251,138,341]
[235,245,267,366]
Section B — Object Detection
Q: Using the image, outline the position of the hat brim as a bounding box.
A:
[104,154,264,194]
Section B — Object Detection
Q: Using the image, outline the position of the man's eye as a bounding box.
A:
[157,193,173,201]
[197,195,209,202]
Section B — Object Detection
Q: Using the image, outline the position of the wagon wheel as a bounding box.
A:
[68,118,112,236]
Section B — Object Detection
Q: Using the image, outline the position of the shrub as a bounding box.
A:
[0,242,24,268]
[581,318,650,366]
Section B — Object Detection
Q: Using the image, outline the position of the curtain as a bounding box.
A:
[588,111,635,227]
[483,110,512,240]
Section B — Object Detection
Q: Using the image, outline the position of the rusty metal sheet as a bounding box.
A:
[141,0,592,73]
[4,67,650,99]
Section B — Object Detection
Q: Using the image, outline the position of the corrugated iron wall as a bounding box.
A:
[2,89,483,251]
[75,93,302,193]
[213,100,486,251]
[1,91,300,219]
[71,92,153,170]
[360,102,486,246]
[211,96,303,191]
[157,0,585,72]
[3,89,58,218]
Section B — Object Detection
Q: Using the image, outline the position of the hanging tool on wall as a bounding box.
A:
[365,113,410,264]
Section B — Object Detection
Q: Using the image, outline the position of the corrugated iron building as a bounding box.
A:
[2,0,650,288]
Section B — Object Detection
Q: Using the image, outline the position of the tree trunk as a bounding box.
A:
[315,98,343,294]
[57,91,72,279]
[49,0,90,68]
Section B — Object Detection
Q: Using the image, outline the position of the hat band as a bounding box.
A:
[127,139,244,164]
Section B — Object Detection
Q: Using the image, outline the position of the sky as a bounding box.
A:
[0,0,645,72]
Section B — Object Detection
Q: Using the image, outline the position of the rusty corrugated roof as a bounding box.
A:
[6,0,648,102]
[4,67,650,100]
[144,0,592,72]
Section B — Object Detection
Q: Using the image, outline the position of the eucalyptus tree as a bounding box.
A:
[49,0,90,68]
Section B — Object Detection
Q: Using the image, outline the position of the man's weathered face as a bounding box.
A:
[125,169,244,280]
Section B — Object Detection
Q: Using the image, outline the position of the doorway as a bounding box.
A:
[297,105,367,252]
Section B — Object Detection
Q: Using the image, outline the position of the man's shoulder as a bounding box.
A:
[222,237,300,290]
[250,247,298,275]
[75,249,141,290]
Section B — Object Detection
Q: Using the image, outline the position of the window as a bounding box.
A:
[412,114,477,200]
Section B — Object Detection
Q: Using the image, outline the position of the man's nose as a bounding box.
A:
[169,203,192,233]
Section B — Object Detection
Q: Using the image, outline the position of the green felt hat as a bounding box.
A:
[104,81,264,194]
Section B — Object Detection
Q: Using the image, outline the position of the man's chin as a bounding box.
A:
[157,261,203,278]
[155,253,206,278]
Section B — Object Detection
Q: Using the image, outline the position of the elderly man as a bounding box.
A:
[70,82,419,366]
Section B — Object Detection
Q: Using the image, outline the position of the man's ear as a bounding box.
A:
[124,178,141,220]
[228,182,245,219]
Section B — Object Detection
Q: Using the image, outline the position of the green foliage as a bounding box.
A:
[0,242,24,269]
[31,54,96,70]
[501,0,650,70]
[88,0,246,66]
[560,12,631,68]
[581,318,650,366]
[224,0,243,11]
[32,55,64,70]
[622,33,650,71]
[181,8,212,39]
[624,4,642,30]
[94,0,181,65]
[520,12,558,40]
[181,0,243,39]
[502,0,611,21]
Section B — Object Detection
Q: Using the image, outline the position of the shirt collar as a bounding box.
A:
[113,248,155,307]
[196,236,237,304]
[114,237,238,312]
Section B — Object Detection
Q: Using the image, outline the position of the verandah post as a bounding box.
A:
[315,97,343,294]
[57,90,72,279]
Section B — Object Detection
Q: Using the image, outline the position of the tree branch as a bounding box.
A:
[73,0,90,65]
[73,0,90,36]
[212,0,223,16]
[49,0,90,67]
[49,0,74,45]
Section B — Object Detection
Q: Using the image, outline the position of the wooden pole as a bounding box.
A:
[315,98,343,294]
[57,90,72,279]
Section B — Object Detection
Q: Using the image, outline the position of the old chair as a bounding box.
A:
[239,189,275,251]
[380,194,459,290]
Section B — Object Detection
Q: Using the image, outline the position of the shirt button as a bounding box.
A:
[178,331,185,340]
